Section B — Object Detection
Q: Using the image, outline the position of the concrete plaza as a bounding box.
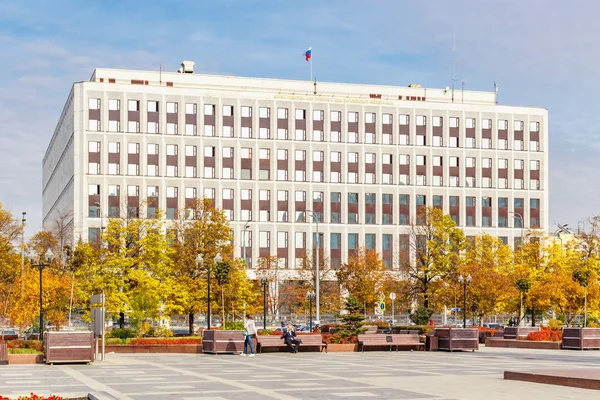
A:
[0,347,598,399]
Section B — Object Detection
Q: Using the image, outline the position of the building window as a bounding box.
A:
[348,233,358,250]
[416,115,426,126]
[365,234,375,250]
[277,108,288,119]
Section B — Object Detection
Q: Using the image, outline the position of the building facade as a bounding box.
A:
[43,63,548,271]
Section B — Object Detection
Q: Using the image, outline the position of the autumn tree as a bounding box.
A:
[169,199,234,333]
[401,206,465,310]
[256,254,283,323]
[298,249,341,316]
[336,247,386,316]
[459,234,515,324]
[0,203,22,331]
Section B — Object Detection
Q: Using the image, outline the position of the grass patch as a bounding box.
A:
[106,336,203,345]
[8,348,42,354]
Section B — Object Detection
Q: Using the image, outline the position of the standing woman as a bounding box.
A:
[241,314,257,357]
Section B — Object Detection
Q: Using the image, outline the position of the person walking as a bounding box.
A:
[282,324,301,353]
[241,314,257,357]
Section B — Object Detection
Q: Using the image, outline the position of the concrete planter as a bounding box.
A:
[105,344,202,354]
[486,338,561,350]
[8,353,44,364]
[326,344,357,352]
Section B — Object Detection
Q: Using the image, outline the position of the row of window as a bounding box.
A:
[86,226,527,269]
[90,141,542,168]
[90,98,541,131]
[88,141,542,189]
[88,163,542,189]
[88,122,542,150]
[88,183,540,228]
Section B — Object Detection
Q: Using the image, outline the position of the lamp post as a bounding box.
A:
[509,211,524,262]
[306,210,320,327]
[258,273,268,330]
[510,211,525,327]
[306,291,315,332]
[29,248,54,340]
[458,274,471,328]
[21,212,26,277]
[196,253,221,330]
[242,219,251,268]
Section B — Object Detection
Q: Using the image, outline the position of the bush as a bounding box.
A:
[258,329,275,336]
[7,340,44,352]
[391,325,434,335]
[0,395,64,400]
[223,321,244,330]
[322,333,357,344]
[527,326,562,342]
[410,307,433,326]
[153,325,173,338]
[137,322,154,338]
[129,338,202,345]
[110,328,136,339]
[548,319,563,331]
[320,324,341,333]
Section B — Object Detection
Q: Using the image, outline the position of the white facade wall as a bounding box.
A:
[43,68,549,271]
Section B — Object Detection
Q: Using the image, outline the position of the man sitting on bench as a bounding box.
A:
[282,325,302,353]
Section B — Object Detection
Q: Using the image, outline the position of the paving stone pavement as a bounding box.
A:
[1,347,599,399]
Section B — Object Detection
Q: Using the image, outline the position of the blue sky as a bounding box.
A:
[0,0,597,235]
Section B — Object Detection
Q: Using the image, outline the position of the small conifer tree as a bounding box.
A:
[335,296,367,341]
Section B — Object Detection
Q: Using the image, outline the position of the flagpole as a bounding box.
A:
[310,48,313,82]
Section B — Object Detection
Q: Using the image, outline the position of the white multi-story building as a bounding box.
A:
[43,61,548,271]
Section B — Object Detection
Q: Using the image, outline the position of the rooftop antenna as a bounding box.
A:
[461,79,466,103]
[494,81,498,104]
[159,64,163,86]
[451,27,456,103]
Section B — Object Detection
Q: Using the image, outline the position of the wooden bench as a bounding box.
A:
[435,328,478,352]
[256,334,327,353]
[503,327,540,340]
[358,334,424,352]
[562,328,600,350]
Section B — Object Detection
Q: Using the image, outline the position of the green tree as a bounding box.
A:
[402,206,465,310]
[335,296,366,342]
[214,261,231,324]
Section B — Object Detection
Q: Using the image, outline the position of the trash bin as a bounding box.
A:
[0,341,8,365]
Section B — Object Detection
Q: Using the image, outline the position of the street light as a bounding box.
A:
[29,248,54,341]
[306,210,320,328]
[258,272,268,330]
[242,219,251,268]
[196,253,221,331]
[458,274,472,328]
[509,211,524,263]
[306,291,315,332]
[21,212,26,277]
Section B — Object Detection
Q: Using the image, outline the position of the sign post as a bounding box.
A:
[389,293,396,323]
[90,292,106,361]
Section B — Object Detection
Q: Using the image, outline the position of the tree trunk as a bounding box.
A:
[222,288,226,326]
[119,312,125,329]
[531,306,536,327]
[188,312,194,335]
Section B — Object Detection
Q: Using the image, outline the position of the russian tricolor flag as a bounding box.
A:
[304,47,312,62]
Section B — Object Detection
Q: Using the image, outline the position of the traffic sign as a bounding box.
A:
[389,293,396,301]
[379,302,385,311]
